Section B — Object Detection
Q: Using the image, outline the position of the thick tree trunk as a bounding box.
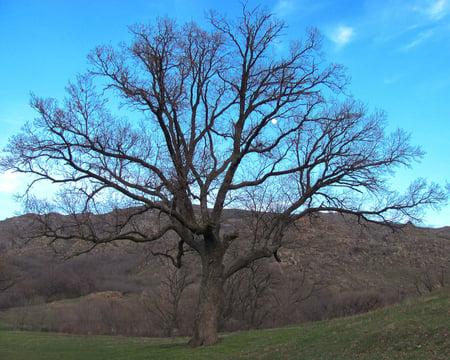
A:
[189,244,225,347]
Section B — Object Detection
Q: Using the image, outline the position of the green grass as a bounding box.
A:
[0,288,449,360]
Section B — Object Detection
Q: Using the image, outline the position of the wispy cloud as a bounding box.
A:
[273,0,296,18]
[351,0,449,52]
[328,25,354,48]
[383,74,403,85]
[424,0,448,20]
[272,0,325,19]
[399,29,434,51]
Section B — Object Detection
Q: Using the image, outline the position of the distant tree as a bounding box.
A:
[141,257,192,336]
[1,5,446,346]
[0,253,21,292]
[223,259,276,329]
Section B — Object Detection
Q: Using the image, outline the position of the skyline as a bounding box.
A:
[0,0,449,226]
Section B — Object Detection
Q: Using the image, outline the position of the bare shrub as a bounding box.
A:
[0,253,21,292]
[223,259,278,330]
[321,290,387,319]
[274,263,325,326]
[140,258,193,336]
[412,263,449,295]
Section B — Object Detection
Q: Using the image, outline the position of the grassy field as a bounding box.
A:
[0,287,448,360]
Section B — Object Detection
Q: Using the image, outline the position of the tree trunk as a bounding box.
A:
[189,243,225,347]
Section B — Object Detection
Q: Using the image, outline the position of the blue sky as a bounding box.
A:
[0,0,449,226]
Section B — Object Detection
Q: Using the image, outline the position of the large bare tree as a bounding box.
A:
[1,6,446,346]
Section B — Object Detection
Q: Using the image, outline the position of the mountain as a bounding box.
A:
[0,209,449,335]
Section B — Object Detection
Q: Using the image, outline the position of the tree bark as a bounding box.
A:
[189,241,225,347]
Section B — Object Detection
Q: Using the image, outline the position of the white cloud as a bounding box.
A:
[0,171,23,194]
[329,25,354,48]
[0,170,61,218]
[412,0,449,20]
[426,0,448,20]
[0,171,26,219]
[273,0,296,17]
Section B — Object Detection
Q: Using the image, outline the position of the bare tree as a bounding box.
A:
[0,253,21,292]
[412,262,448,295]
[223,259,276,329]
[1,5,446,346]
[141,257,192,336]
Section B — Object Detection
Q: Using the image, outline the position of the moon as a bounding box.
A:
[271,118,277,124]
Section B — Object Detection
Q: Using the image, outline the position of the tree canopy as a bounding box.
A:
[1,6,446,346]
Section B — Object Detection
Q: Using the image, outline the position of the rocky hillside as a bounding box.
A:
[0,210,449,335]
